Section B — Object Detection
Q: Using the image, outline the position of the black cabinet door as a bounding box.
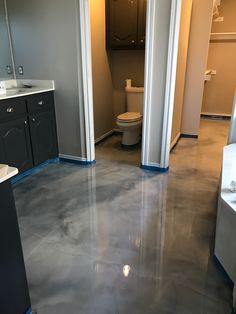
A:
[0,118,33,173]
[29,111,58,166]
[138,0,147,47]
[107,0,139,48]
[0,180,31,314]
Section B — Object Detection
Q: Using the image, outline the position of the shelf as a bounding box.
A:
[210,32,236,42]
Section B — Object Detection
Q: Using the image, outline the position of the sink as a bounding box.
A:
[0,164,9,177]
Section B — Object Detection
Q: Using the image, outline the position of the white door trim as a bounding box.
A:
[79,0,182,169]
[78,0,95,163]
[160,0,182,169]
[141,0,156,167]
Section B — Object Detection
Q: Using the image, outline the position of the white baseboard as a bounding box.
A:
[170,132,181,150]
[201,112,231,117]
[95,129,115,144]
[113,128,123,133]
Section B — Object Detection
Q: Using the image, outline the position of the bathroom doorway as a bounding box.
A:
[79,0,183,170]
[201,0,236,126]
[89,0,146,167]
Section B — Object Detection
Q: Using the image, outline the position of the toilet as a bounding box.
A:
[117,79,144,146]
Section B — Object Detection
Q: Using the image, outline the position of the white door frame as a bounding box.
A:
[78,0,95,163]
[160,0,182,168]
[79,0,182,169]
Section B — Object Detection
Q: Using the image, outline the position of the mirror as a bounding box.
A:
[0,0,14,79]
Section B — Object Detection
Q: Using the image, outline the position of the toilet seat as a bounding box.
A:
[117,112,142,123]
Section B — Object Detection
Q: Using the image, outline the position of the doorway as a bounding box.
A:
[199,1,233,150]
[79,0,182,170]
[201,0,236,133]
[89,0,145,167]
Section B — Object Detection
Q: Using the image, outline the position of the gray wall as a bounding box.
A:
[0,0,13,79]
[7,0,85,158]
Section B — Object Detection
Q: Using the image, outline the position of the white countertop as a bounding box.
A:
[0,165,18,184]
[0,79,55,100]
[221,144,236,212]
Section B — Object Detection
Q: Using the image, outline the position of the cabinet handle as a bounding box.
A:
[24,120,28,125]
[38,100,44,106]
[131,40,135,44]
[32,118,36,122]
[6,107,14,113]
[140,39,144,43]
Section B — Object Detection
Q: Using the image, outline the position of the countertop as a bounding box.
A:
[221,143,236,212]
[0,165,18,184]
[0,79,55,100]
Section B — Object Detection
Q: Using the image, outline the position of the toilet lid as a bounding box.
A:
[117,112,142,122]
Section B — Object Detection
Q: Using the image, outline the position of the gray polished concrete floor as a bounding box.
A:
[14,119,233,313]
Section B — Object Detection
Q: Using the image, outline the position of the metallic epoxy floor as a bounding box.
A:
[14,119,233,313]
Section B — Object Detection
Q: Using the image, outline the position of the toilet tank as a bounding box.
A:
[126,79,144,114]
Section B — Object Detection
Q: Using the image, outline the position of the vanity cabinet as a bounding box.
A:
[106,0,147,49]
[0,91,58,173]
[27,93,58,166]
[0,118,33,173]
[0,179,31,314]
[29,111,58,166]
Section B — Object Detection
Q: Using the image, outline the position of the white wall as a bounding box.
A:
[181,0,214,136]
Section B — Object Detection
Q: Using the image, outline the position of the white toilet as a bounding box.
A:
[117,79,144,146]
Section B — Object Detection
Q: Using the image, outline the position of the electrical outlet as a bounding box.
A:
[18,66,24,75]
[0,81,6,95]
[6,65,12,75]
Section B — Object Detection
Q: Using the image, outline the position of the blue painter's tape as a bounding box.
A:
[11,158,59,184]
[180,133,198,139]
[59,157,96,166]
[213,255,234,289]
[25,308,33,314]
[141,165,169,173]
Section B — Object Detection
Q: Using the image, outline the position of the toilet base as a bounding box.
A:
[122,129,141,146]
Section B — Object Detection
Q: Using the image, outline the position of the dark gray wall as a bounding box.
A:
[0,0,13,79]
[7,0,85,158]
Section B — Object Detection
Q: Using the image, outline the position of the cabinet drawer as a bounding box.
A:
[0,98,27,121]
[27,92,54,114]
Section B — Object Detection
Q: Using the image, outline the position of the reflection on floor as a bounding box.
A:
[14,119,232,314]
[96,133,141,167]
